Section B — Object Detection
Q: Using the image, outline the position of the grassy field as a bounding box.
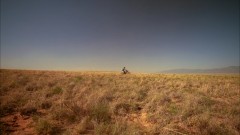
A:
[0,69,239,135]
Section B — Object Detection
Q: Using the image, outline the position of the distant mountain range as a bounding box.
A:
[160,66,240,74]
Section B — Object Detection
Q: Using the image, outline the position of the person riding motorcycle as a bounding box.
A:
[122,67,129,74]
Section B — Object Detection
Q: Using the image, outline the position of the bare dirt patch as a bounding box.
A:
[0,112,35,135]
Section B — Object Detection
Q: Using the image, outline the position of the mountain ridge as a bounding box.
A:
[160,66,240,74]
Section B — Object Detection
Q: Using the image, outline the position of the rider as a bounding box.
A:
[122,67,128,74]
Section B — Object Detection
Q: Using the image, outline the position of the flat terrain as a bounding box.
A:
[0,69,239,135]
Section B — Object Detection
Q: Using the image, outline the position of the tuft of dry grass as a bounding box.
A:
[35,119,54,135]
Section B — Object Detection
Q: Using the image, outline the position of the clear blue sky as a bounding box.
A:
[1,0,239,72]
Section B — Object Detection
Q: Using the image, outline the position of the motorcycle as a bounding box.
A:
[122,70,130,74]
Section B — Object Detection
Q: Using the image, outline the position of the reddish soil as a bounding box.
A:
[0,112,36,135]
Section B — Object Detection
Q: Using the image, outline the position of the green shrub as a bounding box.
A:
[95,123,112,135]
[199,96,215,107]
[41,101,52,109]
[114,103,131,116]
[25,83,41,91]
[167,104,179,115]
[137,89,147,101]
[51,105,78,123]
[52,87,63,95]
[114,102,141,116]
[16,76,29,86]
[90,102,111,123]
[46,87,63,97]
[74,76,83,82]
[35,119,53,135]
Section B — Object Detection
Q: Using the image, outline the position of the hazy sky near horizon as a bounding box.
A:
[1,0,239,72]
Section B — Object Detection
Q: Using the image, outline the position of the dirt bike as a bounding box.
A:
[122,70,130,74]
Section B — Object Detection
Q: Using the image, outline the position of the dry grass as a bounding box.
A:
[0,69,239,135]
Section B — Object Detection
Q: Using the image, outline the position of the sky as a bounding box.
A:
[1,0,239,72]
